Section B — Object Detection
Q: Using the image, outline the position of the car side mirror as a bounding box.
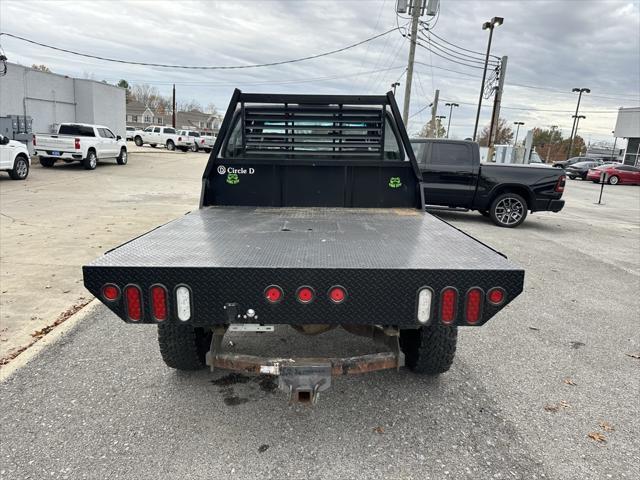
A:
[116,135,122,141]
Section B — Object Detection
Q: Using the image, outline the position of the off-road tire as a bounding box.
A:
[9,155,29,180]
[116,147,128,165]
[489,192,528,228]
[134,136,143,146]
[166,140,176,151]
[158,324,212,370]
[400,325,458,375]
[83,150,97,170]
[608,175,619,185]
[40,157,56,168]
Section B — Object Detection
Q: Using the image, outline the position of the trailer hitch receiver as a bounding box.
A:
[278,363,332,404]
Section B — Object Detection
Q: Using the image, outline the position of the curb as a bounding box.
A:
[0,299,100,383]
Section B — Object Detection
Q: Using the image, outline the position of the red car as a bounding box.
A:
[586,164,640,185]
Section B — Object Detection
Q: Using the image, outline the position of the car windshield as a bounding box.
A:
[571,162,593,167]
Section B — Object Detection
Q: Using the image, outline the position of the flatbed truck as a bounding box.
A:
[83,90,524,403]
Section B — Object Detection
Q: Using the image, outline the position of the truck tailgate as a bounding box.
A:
[36,136,76,150]
[84,207,524,327]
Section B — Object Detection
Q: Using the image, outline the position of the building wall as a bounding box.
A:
[0,63,125,136]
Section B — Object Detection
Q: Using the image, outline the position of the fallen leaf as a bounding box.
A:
[373,426,385,434]
[563,378,576,386]
[599,421,615,432]
[625,353,640,360]
[587,432,606,443]
[544,404,559,412]
[528,326,540,331]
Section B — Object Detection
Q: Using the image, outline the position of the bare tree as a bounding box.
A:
[205,102,218,115]
[131,84,164,109]
[417,118,446,138]
[177,99,203,112]
[32,64,52,73]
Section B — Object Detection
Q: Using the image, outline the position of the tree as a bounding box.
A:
[131,84,165,109]
[532,126,565,162]
[205,102,218,115]
[32,64,52,73]
[417,118,446,138]
[177,99,203,112]
[478,118,513,146]
[117,79,133,103]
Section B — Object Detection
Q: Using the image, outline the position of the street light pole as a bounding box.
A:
[391,82,400,96]
[571,114,586,156]
[513,121,524,146]
[567,87,590,158]
[445,102,458,138]
[472,16,503,142]
[610,130,618,162]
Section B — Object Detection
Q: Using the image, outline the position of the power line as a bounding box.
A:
[439,98,619,114]
[0,28,400,70]
[424,28,501,61]
[418,31,500,67]
[415,39,497,71]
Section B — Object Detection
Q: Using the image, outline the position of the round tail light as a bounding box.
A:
[102,284,120,302]
[487,287,505,306]
[328,286,347,304]
[265,285,283,304]
[296,286,315,304]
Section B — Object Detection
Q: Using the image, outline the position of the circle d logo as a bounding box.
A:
[217,165,226,175]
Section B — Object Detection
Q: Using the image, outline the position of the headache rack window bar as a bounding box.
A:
[242,104,386,160]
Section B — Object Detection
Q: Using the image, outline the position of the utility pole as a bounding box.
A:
[472,17,503,141]
[430,89,439,127]
[488,56,508,147]
[172,84,176,128]
[402,0,423,126]
[445,102,459,138]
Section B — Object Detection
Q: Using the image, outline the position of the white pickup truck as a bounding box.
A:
[199,133,216,153]
[34,123,127,170]
[177,129,203,152]
[132,126,190,151]
[0,134,31,180]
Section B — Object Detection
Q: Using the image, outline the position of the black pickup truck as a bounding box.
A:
[83,91,525,404]
[411,139,566,227]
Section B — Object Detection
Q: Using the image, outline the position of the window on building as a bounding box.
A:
[156,117,164,125]
[144,115,152,123]
[126,115,133,122]
[132,115,138,123]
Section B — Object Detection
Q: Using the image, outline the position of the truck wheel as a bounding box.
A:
[134,136,143,146]
[9,155,29,180]
[204,148,211,154]
[489,193,528,228]
[166,140,176,151]
[400,325,458,375]
[83,150,97,170]
[116,148,128,165]
[39,158,56,168]
[191,143,199,152]
[157,323,212,370]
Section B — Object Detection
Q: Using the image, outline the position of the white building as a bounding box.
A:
[613,107,640,166]
[0,63,126,137]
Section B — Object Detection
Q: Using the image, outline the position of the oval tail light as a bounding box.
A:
[465,288,483,325]
[440,287,458,324]
[124,285,142,321]
[150,285,168,321]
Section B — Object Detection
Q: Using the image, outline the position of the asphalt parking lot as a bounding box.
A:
[1,153,639,479]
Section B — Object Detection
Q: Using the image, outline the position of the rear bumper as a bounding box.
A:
[532,198,565,212]
[35,150,82,160]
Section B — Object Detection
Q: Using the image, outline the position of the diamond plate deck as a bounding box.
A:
[88,207,518,271]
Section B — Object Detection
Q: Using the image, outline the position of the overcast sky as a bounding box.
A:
[1,0,638,143]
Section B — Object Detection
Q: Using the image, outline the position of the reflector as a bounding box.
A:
[416,288,433,324]
[265,285,283,303]
[175,285,191,321]
[328,286,347,304]
[487,288,505,306]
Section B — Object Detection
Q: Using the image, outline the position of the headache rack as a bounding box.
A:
[242,105,386,159]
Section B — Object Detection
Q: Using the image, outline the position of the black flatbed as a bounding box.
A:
[84,207,524,327]
[90,206,518,271]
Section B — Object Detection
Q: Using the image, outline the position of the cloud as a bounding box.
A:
[1,0,638,142]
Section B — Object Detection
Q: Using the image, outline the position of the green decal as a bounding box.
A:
[388,177,402,188]
[226,173,239,185]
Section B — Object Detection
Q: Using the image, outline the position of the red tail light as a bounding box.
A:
[124,285,142,321]
[296,286,315,304]
[178,136,182,141]
[328,286,347,304]
[33,134,37,146]
[465,288,483,324]
[150,285,167,321]
[102,283,120,302]
[487,287,505,306]
[265,285,283,303]
[555,175,566,193]
[440,287,458,324]
[74,138,80,149]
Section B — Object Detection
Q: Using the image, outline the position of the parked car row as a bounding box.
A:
[129,125,216,153]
